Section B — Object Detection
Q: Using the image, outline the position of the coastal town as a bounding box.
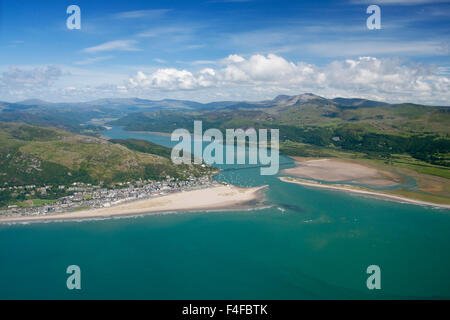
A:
[0,175,218,219]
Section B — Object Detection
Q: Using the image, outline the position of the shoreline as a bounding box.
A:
[0,184,268,224]
[279,177,450,209]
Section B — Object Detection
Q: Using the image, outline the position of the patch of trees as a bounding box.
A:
[332,127,450,166]
[110,139,172,159]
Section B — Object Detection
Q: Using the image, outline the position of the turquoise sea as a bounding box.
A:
[0,127,449,299]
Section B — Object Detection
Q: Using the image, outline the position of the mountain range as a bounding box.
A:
[1,93,448,165]
[2,93,439,112]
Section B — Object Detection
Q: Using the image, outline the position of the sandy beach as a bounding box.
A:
[282,158,400,187]
[280,177,450,209]
[0,185,268,224]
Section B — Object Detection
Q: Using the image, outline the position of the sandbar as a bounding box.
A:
[279,177,450,209]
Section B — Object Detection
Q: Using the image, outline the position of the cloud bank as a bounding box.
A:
[0,66,62,89]
[126,54,450,104]
[1,54,449,105]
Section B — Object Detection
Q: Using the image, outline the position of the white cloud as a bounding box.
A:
[190,60,217,65]
[126,54,450,105]
[112,9,170,19]
[75,56,114,65]
[0,66,62,89]
[1,54,449,105]
[82,40,140,53]
[137,27,189,38]
[128,69,208,90]
[128,54,324,89]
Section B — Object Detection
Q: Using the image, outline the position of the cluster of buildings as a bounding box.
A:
[0,175,216,218]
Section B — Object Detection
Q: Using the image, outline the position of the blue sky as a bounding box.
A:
[0,0,449,104]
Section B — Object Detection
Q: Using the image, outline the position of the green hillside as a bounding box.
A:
[109,139,172,159]
[0,122,208,188]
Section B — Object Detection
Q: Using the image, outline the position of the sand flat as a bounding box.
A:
[282,158,400,187]
[0,185,267,223]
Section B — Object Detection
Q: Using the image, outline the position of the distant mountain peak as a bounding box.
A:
[273,93,325,106]
[17,99,50,106]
